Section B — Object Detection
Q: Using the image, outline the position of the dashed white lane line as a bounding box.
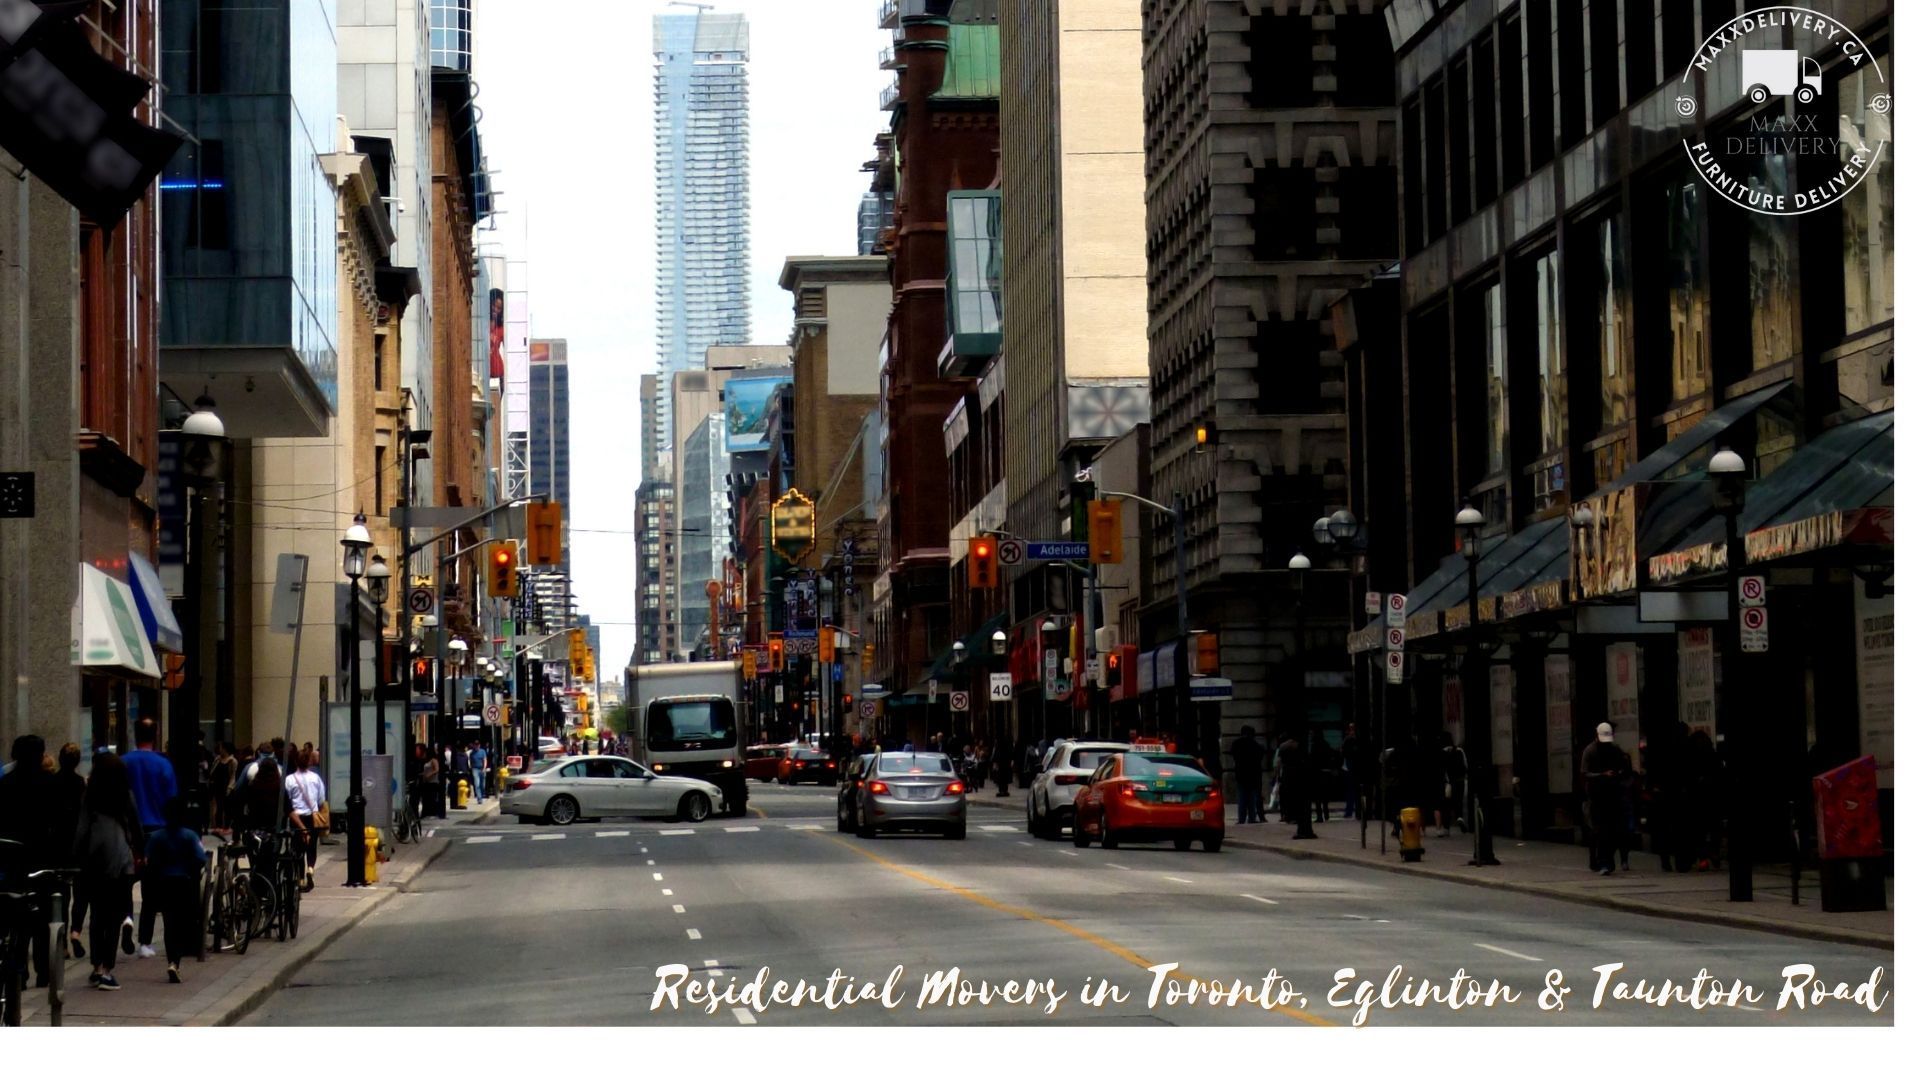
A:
[530,833,564,842]
[464,835,501,844]
[661,888,674,896]
[703,959,720,968]
[723,826,760,833]
[1240,894,1278,905]
[597,830,631,838]
[1163,876,1195,884]
[1736,1005,1765,1013]
[979,824,1018,832]
[1059,850,1079,857]
[1475,943,1545,963]
[1016,841,1032,847]
[1341,914,1369,920]
[672,904,686,914]
[426,828,436,838]
[686,928,703,940]
[786,824,824,831]
[732,1007,757,1025]
[647,859,656,866]
[652,872,665,881]
[660,828,695,836]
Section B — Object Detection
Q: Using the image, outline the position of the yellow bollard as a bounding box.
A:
[452,778,470,809]
[364,826,382,882]
[1398,807,1425,862]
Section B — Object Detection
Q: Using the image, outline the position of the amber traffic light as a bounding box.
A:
[966,536,997,589]
[487,540,518,597]
[1089,499,1123,565]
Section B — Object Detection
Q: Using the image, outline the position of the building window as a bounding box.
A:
[1485,284,1508,475]
[1527,0,1556,173]
[1592,215,1630,430]
[1472,35,1498,207]
[1588,0,1619,124]
[1666,178,1708,402]
[1661,0,1695,82]
[1557,0,1588,150]
[1533,250,1566,455]
[1248,14,1316,108]
[1332,14,1395,106]
[1449,59,1472,224]
[373,333,386,391]
[1500,11,1526,188]
[945,191,1002,354]
[1747,149,1796,371]
[1252,166,1319,259]
[374,446,386,515]
[1338,166,1399,257]
[1423,79,1446,237]
[1625,0,1656,102]
[1403,96,1425,248]
[1255,318,1323,413]
[1838,66,1894,334]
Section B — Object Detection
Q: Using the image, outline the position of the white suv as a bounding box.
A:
[1026,741,1130,838]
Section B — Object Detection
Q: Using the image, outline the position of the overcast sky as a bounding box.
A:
[473,1,891,672]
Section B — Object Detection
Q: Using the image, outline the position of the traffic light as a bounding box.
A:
[411,657,434,694]
[967,536,997,589]
[1103,650,1121,689]
[487,540,518,597]
[1089,499,1123,564]
[527,500,564,565]
[568,628,587,679]
[769,634,785,670]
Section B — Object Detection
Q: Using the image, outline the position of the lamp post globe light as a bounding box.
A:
[367,555,391,756]
[340,514,374,887]
[1452,502,1497,868]
[1327,509,1358,543]
[1709,448,1753,902]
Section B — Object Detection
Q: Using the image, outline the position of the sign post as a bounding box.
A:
[1740,606,1770,653]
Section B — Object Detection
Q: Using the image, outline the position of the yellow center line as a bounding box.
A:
[818,834,1331,1026]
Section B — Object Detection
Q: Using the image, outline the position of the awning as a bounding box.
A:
[126,551,184,654]
[1649,410,1893,583]
[71,563,162,680]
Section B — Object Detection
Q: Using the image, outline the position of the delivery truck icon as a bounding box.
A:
[1743,50,1824,104]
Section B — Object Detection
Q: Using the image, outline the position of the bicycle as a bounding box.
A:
[202,840,254,957]
[393,781,423,845]
[1,839,74,1027]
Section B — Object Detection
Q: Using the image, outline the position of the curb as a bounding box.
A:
[1222,836,1894,952]
[202,802,497,1026]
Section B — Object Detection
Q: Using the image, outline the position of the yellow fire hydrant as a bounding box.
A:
[452,778,470,809]
[1398,807,1425,862]
[364,826,382,882]
[495,766,510,795]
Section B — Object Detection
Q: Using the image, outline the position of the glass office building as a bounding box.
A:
[652,11,751,465]
[678,414,732,659]
[429,0,473,71]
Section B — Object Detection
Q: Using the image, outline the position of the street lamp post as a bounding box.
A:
[1314,510,1373,849]
[991,628,1009,795]
[367,555,391,757]
[176,394,225,762]
[1287,552,1316,840]
[1455,503,1498,868]
[1040,619,1060,742]
[950,639,966,745]
[341,513,373,887]
[1709,448,1752,902]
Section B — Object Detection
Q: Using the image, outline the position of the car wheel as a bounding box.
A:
[678,792,713,823]
[856,809,876,839]
[837,800,852,833]
[544,795,579,826]
[1174,837,1193,851]
[1099,812,1119,850]
[1071,816,1090,848]
[1202,834,1223,853]
[948,823,967,840]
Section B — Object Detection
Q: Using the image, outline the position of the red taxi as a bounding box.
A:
[1071,749,1223,852]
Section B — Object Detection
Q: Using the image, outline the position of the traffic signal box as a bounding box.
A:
[769,634,785,670]
[1089,499,1123,564]
[967,536,997,589]
[527,501,564,565]
[411,658,434,694]
[487,540,519,597]
[568,628,587,679]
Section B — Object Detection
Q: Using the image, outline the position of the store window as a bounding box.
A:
[1747,151,1796,370]
[1534,250,1566,455]
[1666,178,1708,402]
[1838,67,1894,334]
[1484,285,1508,474]
[1592,215,1630,430]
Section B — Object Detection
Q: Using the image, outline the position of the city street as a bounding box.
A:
[245,785,1892,1028]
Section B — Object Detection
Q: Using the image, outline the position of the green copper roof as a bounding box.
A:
[933,24,999,100]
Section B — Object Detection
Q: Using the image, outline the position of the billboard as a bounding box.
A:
[488,287,505,379]
[723,376,788,453]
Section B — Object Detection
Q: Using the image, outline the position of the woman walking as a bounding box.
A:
[71,752,140,991]
[284,751,326,890]
[143,796,207,983]
[47,743,88,959]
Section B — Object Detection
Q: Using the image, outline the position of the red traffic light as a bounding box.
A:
[973,541,990,558]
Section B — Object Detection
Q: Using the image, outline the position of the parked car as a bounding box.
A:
[779,747,836,785]
[1026,741,1130,839]
[1071,750,1223,852]
[744,743,787,783]
[848,752,966,840]
[500,755,725,825]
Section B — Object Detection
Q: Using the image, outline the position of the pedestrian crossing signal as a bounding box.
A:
[411,658,434,694]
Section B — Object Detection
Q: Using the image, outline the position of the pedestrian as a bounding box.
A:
[284,750,326,890]
[1435,731,1467,837]
[421,745,444,818]
[237,742,282,834]
[49,742,88,959]
[0,734,61,986]
[1229,726,1266,825]
[471,742,490,800]
[1276,730,1316,839]
[1339,723,1365,820]
[1383,734,1423,837]
[1579,722,1631,875]
[1310,730,1337,823]
[122,719,177,960]
[991,739,1014,797]
[1022,739,1044,788]
[72,751,140,991]
[143,795,207,984]
[207,741,237,833]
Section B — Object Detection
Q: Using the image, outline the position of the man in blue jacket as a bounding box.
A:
[122,719,176,959]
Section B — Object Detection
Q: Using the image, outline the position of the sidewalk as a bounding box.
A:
[967,793,1891,950]
[18,798,496,1027]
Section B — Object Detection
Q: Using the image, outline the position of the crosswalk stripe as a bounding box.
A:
[597,830,631,838]
[530,833,564,841]
[732,1008,757,1025]
[686,928,703,940]
[659,828,695,836]
[723,826,759,833]
[979,824,1018,832]
[463,836,501,844]
[786,824,824,831]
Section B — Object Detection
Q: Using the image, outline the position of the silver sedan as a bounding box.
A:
[501,756,724,826]
[850,752,967,840]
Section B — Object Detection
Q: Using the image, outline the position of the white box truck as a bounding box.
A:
[625,660,749,816]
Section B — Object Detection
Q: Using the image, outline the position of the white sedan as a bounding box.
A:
[1026,741,1130,838]
[501,756,724,825]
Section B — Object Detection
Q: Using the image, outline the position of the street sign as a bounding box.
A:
[484,704,500,723]
[1365,591,1382,615]
[831,662,843,682]
[1385,627,1406,651]
[774,685,785,704]
[950,691,970,712]
[1385,649,1406,684]
[1738,575,1766,607]
[1741,606,1769,652]
[407,586,435,616]
[788,635,819,656]
[269,553,308,635]
[1027,541,1089,561]
[989,672,1013,702]
[1189,677,1233,701]
[1385,593,1408,629]
[742,650,757,679]
[859,700,877,720]
[861,683,887,699]
[505,755,523,770]
[997,539,1023,566]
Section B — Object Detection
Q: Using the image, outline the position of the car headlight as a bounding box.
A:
[720,759,735,768]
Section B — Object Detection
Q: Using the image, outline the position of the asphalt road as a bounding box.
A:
[244,783,1894,1027]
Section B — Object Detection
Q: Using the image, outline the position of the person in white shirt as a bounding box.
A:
[283,751,326,889]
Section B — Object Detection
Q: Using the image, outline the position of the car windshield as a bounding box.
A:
[1068,747,1122,770]
[875,753,954,777]
[646,698,738,753]
[794,749,827,761]
[1123,753,1210,781]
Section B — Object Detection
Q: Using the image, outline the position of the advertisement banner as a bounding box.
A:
[1678,627,1716,737]
[1545,655,1573,794]
[1604,642,1641,762]
[1854,580,1893,788]
[724,376,789,453]
[1489,664,1514,770]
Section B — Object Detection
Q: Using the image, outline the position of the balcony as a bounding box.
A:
[878,0,898,28]
[880,43,904,70]
[880,78,900,111]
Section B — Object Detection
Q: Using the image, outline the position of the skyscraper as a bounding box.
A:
[652,10,751,470]
[529,339,572,545]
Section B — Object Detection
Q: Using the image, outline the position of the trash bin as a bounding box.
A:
[1813,756,1885,912]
